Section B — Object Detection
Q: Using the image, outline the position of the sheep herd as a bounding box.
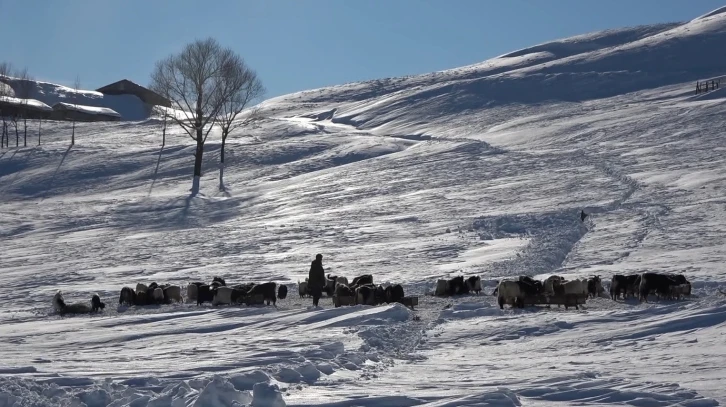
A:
[299,273,408,307]
[491,272,692,309]
[119,277,287,307]
[48,271,695,316]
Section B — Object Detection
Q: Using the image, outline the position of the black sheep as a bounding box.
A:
[248,282,278,306]
[350,274,373,290]
[119,286,136,306]
[91,294,106,312]
[278,285,288,300]
[196,284,214,305]
[389,284,405,303]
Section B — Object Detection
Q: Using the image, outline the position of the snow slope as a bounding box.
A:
[3,6,726,407]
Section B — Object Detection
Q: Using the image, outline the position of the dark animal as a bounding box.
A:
[233,283,256,294]
[324,276,336,297]
[335,283,355,298]
[587,275,602,298]
[91,294,106,312]
[248,282,278,306]
[325,274,337,295]
[212,276,226,286]
[388,284,405,303]
[135,291,149,306]
[355,284,376,305]
[639,273,690,302]
[196,284,214,305]
[53,292,103,316]
[119,286,136,306]
[517,276,543,296]
[625,274,641,298]
[447,276,468,296]
[186,282,204,303]
[610,275,626,300]
[278,285,288,300]
[350,274,373,290]
[373,285,386,305]
[466,276,482,295]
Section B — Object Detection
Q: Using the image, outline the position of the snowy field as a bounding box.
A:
[3,8,726,407]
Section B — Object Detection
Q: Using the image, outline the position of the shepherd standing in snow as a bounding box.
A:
[308,254,325,307]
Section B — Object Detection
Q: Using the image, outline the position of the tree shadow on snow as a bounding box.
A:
[147,144,165,197]
[110,193,251,231]
[39,144,73,202]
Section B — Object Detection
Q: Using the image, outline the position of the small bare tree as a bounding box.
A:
[150,38,253,195]
[15,68,33,147]
[71,75,81,145]
[216,63,264,190]
[148,86,171,147]
[0,62,12,149]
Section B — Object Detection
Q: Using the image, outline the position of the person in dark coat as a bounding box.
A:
[308,254,325,307]
[580,210,588,222]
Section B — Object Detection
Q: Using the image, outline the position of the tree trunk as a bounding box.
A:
[15,123,19,147]
[191,130,204,196]
[72,120,75,145]
[219,129,227,191]
[38,120,42,145]
[162,116,167,147]
[219,163,225,191]
[23,118,27,147]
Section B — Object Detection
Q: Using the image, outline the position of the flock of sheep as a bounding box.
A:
[118,277,287,307]
[492,272,692,309]
[299,273,408,306]
[48,271,694,316]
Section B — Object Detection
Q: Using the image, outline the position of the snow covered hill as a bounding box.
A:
[2,7,726,407]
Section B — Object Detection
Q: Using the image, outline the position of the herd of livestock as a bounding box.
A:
[490,272,692,309]
[300,273,407,306]
[48,271,693,316]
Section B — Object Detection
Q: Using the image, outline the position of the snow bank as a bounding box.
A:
[0,375,279,407]
[252,382,286,407]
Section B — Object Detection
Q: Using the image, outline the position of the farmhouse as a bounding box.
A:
[96,79,171,108]
[51,103,121,122]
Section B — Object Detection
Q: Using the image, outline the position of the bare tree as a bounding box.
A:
[71,75,81,145]
[0,62,12,148]
[15,68,33,147]
[9,105,19,147]
[150,38,252,195]
[148,87,171,147]
[215,63,264,190]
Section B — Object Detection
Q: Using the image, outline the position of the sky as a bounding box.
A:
[1,0,724,99]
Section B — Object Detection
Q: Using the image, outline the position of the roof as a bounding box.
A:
[52,102,121,117]
[0,96,52,111]
[96,79,142,93]
[95,79,171,107]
